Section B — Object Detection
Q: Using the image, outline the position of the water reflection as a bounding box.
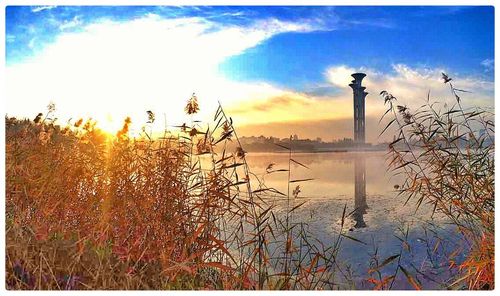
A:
[353,155,368,228]
[244,151,393,199]
[239,152,453,288]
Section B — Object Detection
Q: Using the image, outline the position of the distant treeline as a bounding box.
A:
[227,135,386,152]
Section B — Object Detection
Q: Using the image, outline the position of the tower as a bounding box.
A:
[349,73,368,144]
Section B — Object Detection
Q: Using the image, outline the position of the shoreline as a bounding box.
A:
[243,148,389,154]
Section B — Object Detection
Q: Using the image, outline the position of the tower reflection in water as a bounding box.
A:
[353,155,368,228]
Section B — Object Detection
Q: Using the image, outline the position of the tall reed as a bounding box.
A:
[379,73,494,289]
[6,97,352,290]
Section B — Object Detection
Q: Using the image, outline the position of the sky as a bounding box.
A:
[5,6,495,142]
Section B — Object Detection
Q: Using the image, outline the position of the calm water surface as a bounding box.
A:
[243,151,459,289]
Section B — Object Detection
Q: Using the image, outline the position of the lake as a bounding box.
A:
[243,151,461,289]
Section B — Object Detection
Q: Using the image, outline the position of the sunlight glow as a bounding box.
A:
[6,14,318,135]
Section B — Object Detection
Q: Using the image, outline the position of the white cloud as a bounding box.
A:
[6,35,16,43]
[5,15,328,134]
[28,37,36,49]
[59,16,82,31]
[481,59,494,72]
[344,18,395,29]
[325,64,494,118]
[32,6,57,13]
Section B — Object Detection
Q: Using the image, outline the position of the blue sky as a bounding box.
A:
[5,6,495,141]
[220,6,494,90]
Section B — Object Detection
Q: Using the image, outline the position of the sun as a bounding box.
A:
[95,113,124,136]
[95,114,149,139]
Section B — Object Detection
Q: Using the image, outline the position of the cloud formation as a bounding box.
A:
[59,16,82,31]
[6,11,494,142]
[481,59,494,72]
[31,6,57,13]
[6,13,331,133]
[326,63,494,112]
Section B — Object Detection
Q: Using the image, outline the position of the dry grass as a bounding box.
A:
[379,73,494,290]
[6,99,354,290]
